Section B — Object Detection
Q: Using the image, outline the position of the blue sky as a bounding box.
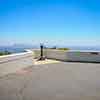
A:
[0,0,100,46]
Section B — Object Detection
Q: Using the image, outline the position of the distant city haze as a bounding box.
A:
[0,0,100,46]
[1,45,100,53]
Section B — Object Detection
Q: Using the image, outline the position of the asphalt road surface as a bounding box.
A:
[0,61,99,100]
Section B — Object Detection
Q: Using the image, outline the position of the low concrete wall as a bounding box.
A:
[0,50,34,77]
[33,49,100,63]
[46,50,67,61]
[67,51,100,62]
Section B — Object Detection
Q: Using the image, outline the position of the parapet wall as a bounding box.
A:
[66,51,100,62]
[34,49,100,62]
[46,50,67,61]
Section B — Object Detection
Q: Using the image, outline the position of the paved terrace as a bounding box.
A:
[0,59,99,100]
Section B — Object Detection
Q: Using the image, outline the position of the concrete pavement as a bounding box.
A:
[0,56,33,77]
[0,61,100,100]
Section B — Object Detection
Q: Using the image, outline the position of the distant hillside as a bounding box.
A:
[12,44,38,48]
[0,44,38,53]
[0,51,11,56]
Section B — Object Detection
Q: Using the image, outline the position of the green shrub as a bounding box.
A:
[0,51,11,56]
[57,48,70,50]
